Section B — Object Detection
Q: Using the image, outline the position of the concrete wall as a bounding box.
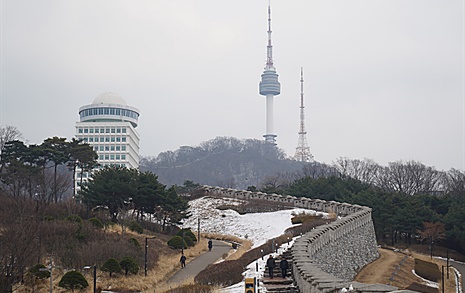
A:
[202,186,400,293]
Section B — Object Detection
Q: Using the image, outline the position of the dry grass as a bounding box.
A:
[355,248,456,293]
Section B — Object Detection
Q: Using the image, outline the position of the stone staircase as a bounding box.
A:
[263,251,299,293]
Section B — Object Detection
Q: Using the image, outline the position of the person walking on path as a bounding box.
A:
[168,239,231,285]
[280,256,289,278]
[180,254,186,268]
[208,239,213,252]
[266,255,276,279]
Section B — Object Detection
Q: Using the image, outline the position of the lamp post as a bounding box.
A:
[83,265,97,293]
[145,237,156,277]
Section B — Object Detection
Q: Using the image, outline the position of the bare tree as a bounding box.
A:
[332,157,381,185]
[443,168,465,199]
[379,160,443,195]
[301,162,337,179]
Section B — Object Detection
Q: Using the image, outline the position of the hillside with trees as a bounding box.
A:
[1,125,464,291]
[140,136,308,189]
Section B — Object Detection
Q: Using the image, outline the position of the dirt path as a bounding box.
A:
[355,248,404,284]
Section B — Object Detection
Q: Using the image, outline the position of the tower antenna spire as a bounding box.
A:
[294,67,314,162]
[266,1,274,69]
[259,1,281,145]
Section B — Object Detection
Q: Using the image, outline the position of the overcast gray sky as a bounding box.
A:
[1,0,464,171]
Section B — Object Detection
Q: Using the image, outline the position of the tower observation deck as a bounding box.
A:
[259,4,281,145]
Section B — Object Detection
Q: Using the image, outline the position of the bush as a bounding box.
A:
[88,217,104,229]
[128,221,144,234]
[291,213,321,224]
[27,264,50,279]
[67,214,83,224]
[43,215,54,221]
[177,228,197,243]
[128,237,141,249]
[58,271,88,291]
[168,235,187,249]
[184,236,194,247]
[101,258,122,277]
[120,256,139,276]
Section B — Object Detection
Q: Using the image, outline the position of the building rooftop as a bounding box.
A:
[93,92,127,106]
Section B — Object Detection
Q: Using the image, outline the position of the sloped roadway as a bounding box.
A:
[450,260,464,293]
[167,240,232,286]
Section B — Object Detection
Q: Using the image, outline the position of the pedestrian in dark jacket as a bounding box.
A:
[208,239,213,252]
[180,254,186,268]
[280,257,289,278]
[266,255,276,278]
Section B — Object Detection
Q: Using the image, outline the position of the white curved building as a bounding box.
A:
[75,92,141,170]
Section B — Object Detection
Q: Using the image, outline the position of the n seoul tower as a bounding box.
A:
[259,3,281,145]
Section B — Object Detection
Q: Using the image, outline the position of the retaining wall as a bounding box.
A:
[202,186,400,293]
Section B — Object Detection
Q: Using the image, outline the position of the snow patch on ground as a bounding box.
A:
[183,197,322,247]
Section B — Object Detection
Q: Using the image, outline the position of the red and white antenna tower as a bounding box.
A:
[294,68,314,162]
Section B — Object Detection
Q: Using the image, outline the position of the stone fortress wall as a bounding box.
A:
[203,186,402,293]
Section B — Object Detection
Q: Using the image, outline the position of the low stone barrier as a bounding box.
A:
[202,186,400,293]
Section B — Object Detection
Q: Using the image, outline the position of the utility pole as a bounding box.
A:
[145,237,156,276]
[197,218,200,242]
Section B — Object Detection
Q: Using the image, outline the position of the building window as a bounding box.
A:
[121,137,126,142]
[89,128,94,133]
[100,128,105,133]
[100,137,104,142]
[83,138,88,142]
[78,128,83,133]
[89,137,93,142]
[116,128,121,133]
[105,146,109,151]
[111,137,115,142]
[110,155,115,160]
[105,137,110,142]
[105,155,109,160]
[110,146,115,151]
[95,128,99,133]
[111,128,115,133]
[121,154,126,160]
[84,128,88,133]
[116,155,120,160]
[116,137,120,142]
[98,108,103,115]
[94,146,98,151]
[105,128,110,133]
[121,146,126,151]
[122,128,126,133]
[116,146,120,151]
[99,155,103,160]
[99,146,104,151]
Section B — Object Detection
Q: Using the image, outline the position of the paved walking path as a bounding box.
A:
[167,239,232,286]
[450,260,465,293]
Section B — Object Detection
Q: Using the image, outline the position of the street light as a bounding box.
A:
[145,236,156,277]
[83,265,97,293]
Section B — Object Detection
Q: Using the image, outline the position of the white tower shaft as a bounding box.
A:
[266,94,274,135]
